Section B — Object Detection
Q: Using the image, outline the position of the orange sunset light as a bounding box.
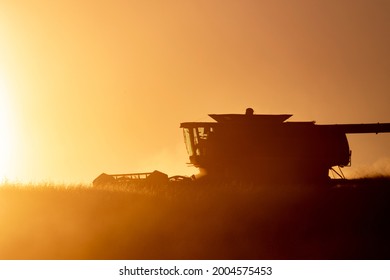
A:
[0,0,389,183]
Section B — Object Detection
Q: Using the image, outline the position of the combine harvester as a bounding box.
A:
[93,108,390,187]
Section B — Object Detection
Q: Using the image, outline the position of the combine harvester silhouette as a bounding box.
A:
[93,108,390,187]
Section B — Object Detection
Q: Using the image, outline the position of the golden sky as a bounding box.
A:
[0,0,389,183]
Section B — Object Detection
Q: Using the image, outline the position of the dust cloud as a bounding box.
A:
[343,157,390,178]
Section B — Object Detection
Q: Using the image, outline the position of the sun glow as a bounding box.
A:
[0,77,16,180]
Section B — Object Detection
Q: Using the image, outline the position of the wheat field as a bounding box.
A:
[0,178,389,260]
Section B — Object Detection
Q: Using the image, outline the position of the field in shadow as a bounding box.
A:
[0,178,389,260]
